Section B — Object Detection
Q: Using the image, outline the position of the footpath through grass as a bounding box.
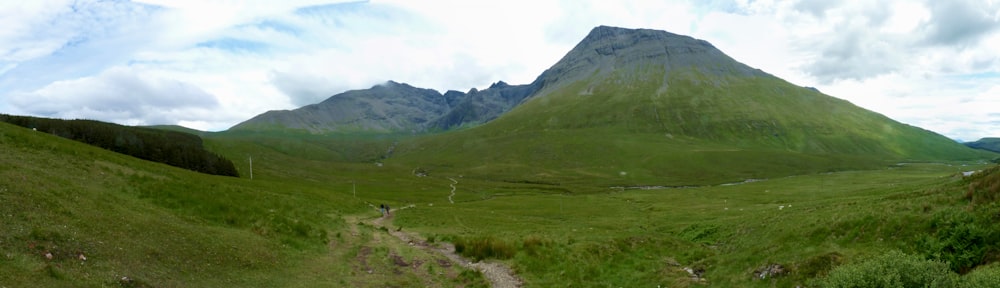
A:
[0,122,490,287]
[4,120,999,287]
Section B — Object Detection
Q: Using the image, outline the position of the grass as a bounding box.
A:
[0,122,487,287]
[390,162,1000,286]
[3,115,1000,286]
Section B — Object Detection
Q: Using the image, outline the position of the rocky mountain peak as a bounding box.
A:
[580,25,717,55]
[489,81,509,89]
[532,25,768,96]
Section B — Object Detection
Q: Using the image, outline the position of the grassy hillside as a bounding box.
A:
[208,125,1000,286]
[508,70,976,159]
[0,115,238,177]
[966,137,1000,154]
[387,162,1000,287]
[0,122,487,287]
[390,69,993,187]
[145,125,206,136]
[4,119,1000,287]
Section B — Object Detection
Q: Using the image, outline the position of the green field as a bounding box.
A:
[3,120,1000,287]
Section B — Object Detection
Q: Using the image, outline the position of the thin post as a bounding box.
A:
[249,155,253,180]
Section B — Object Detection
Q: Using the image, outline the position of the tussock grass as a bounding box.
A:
[454,236,517,261]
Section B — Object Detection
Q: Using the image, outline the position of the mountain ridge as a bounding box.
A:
[966,137,1000,154]
[230,25,991,179]
[230,25,778,135]
[230,79,539,133]
[384,25,992,185]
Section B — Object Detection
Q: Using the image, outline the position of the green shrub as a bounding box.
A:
[457,269,489,288]
[962,264,1000,288]
[798,252,844,278]
[678,223,720,244]
[964,166,1000,207]
[816,250,957,288]
[454,236,516,261]
[917,209,998,273]
[522,235,551,256]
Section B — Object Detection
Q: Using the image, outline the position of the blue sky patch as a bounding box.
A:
[196,38,270,53]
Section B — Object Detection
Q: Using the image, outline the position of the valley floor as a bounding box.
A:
[4,120,999,287]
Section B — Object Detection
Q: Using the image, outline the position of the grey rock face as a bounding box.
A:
[532,25,769,97]
[429,80,542,130]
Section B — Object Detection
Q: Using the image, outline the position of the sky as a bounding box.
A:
[1,0,998,141]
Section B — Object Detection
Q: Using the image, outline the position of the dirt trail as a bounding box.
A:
[369,211,522,288]
[447,177,458,204]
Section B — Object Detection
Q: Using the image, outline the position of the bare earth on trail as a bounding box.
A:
[370,211,523,288]
[314,214,476,287]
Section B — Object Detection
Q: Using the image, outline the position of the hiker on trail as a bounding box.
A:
[379,204,386,217]
[385,205,391,216]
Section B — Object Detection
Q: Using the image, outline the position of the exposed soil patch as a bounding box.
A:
[437,258,453,268]
[370,210,523,287]
[391,253,409,267]
[356,246,373,273]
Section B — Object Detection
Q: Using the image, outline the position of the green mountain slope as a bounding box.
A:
[145,124,206,135]
[389,26,993,186]
[966,137,1000,153]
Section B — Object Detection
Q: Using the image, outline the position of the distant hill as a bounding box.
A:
[0,114,238,177]
[144,124,205,135]
[965,138,1000,153]
[230,79,539,134]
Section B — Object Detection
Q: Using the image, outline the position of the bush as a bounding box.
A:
[522,235,551,256]
[917,209,999,273]
[816,250,957,288]
[964,166,1000,207]
[454,236,516,261]
[457,269,489,288]
[798,252,844,278]
[962,264,1000,288]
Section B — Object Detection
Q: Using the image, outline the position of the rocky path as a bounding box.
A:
[447,177,458,204]
[367,207,522,288]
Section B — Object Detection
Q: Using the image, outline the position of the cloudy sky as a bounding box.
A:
[1,0,998,141]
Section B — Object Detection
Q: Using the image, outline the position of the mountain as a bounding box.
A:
[966,138,1000,153]
[527,25,768,99]
[389,26,993,185]
[429,80,541,130]
[231,79,541,134]
[230,81,447,134]
[228,25,991,185]
[476,25,986,159]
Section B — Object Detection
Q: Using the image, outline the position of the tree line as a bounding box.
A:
[1,114,239,177]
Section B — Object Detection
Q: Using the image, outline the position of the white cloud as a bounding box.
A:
[0,0,997,141]
[6,66,224,128]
